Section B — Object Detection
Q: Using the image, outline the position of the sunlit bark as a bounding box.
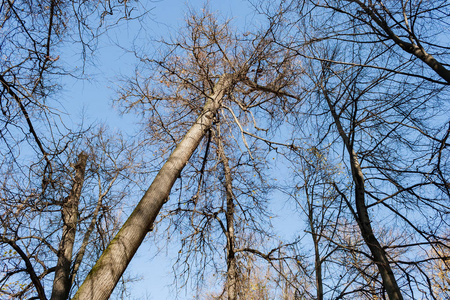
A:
[51,152,88,300]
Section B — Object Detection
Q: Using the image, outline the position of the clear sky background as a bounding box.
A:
[58,1,299,299]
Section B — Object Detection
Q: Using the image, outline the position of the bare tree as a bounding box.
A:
[73,74,236,299]
[0,2,150,298]
[73,7,303,299]
[248,1,450,298]
[296,45,447,298]
[289,145,342,300]
[0,0,144,158]
[334,0,450,83]
[0,128,142,299]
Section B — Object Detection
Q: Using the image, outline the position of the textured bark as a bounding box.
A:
[51,152,88,300]
[323,91,404,300]
[72,74,234,300]
[217,138,237,300]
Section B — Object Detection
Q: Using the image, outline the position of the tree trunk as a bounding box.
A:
[323,90,404,300]
[217,137,238,300]
[313,236,323,300]
[72,74,234,300]
[51,152,88,300]
[349,153,403,300]
[305,187,323,300]
[309,207,323,300]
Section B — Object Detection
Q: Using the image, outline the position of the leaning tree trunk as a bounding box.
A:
[217,137,238,300]
[51,152,88,300]
[72,74,234,300]
[323,90,404,300]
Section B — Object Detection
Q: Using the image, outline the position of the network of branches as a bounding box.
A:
[0,1,449,300]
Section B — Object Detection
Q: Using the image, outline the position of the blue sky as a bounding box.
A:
[61,0,259,133]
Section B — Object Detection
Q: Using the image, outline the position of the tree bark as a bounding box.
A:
[51,152,88,300]
[323,90,404,300]
[217,137,238,300]
[72,74,234,300]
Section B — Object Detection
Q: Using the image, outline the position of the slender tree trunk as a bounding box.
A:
[349,153,403,300]
[313,235,323,300]
[217,137,238,300]
[323,90,404,300]
[51,152,88,300]
[305,187,323,300]
[309,208,323,300]
[70,175,115,287]
[72,74,234,300]
[302,183,324,300]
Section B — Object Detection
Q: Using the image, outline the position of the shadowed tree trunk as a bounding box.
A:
[307,193,324,300]
[72,74,234,300]
[51,152,88,300]
[217,137,238,300]
[322,87,404,300]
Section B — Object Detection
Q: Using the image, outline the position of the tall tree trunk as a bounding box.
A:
[72,74,234,300]
[313,235,323,300]
[323,90,404,300]
[306,193,323,300]
[304,185,323,300]
[217,137,238,300]
[51,152,88,300]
